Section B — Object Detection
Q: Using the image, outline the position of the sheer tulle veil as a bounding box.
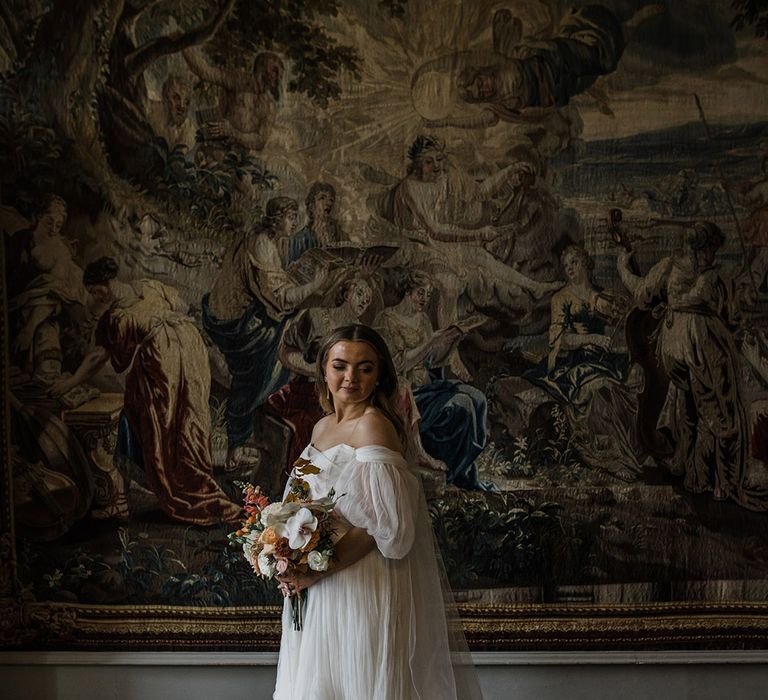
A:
[403,440,484,699]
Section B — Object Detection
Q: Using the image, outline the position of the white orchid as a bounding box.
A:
[276,507,318,550]
[260,501,300,527]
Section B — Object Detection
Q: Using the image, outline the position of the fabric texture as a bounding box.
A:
[375,308,489,489]
[265,375,323,487]
[97,280,239,525]
[634,257,768,509]
[286,226,318,264]
[490,4,625,115]
[201,292,291,448]
[413,377,488,489]
[264,307,332,474]
[273,443,481,700]
[523,285,644,479]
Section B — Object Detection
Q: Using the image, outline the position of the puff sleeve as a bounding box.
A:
[333,446,419,559]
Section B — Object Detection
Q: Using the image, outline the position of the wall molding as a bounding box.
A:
[2,650,768,666]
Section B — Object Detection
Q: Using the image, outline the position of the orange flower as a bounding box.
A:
[274,537,292,558]
[260,526,279,545]
[301,529,320,553]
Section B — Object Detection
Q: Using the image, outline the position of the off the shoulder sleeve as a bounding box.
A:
[334,447,420,560]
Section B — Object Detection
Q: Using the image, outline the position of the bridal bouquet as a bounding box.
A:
[228,458,341,630]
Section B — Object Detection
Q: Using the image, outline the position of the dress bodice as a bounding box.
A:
[290,442,413,550]
[295,442,409,497]
[298,443,356,498]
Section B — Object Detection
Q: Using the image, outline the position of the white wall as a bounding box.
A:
[2,652,768,700]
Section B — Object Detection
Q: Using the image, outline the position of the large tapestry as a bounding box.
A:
[2,0,768,650]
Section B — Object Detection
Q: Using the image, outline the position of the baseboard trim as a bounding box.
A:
[1,650,767,666]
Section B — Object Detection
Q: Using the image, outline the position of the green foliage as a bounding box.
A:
[0,99,67,213]
[162,547,281,607]
[731,0,768,38]
[116,527,181,594]
[429,492,562,588]
[476,440,538,480]
[539,404,581,470]
[508,436,535,476]
[148,136,276,232]
[0,78,101,212]
[202,0,362,108]
[485,404,584,484]
[27,546,113,603]
[21,490,562,605]
[22,527,281,607]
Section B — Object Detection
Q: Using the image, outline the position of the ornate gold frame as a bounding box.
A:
[4,597,768,650]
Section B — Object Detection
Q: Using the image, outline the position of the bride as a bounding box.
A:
[273,324,481,699]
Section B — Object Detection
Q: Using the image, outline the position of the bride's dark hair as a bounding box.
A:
[315,324,406,444]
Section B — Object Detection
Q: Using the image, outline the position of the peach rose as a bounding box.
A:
[260,526,279,545]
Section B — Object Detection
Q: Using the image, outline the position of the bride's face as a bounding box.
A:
[324,340,380,407]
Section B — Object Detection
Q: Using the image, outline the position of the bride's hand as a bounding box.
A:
[276,569,324,597]
[276,579,293,598]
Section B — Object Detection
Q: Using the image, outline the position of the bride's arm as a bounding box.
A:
[329,528,377,573]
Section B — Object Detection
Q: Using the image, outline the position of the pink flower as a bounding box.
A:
[275,558,289,575]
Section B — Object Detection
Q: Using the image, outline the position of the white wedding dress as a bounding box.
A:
[272,443,481,700]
